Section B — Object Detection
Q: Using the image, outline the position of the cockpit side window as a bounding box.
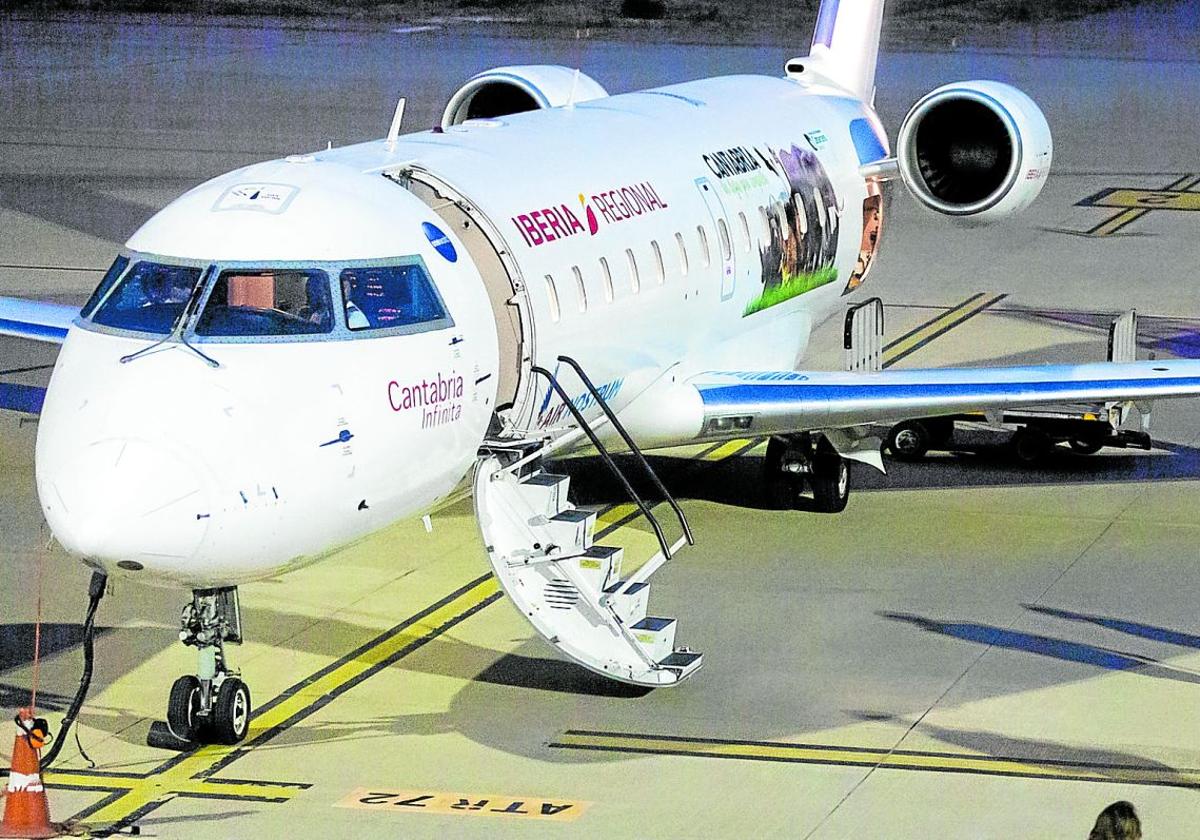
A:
[195,269,333,337]
[340,263,449,332]
[90,261,203,334]
[80,255,130,319]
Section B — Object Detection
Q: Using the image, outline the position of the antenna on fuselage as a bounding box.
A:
[386,96,407,151]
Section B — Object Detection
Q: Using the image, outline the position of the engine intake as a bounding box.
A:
[441,66,607,129]
[897,81,1052,224]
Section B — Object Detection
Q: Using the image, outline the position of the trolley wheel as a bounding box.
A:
[811,453,850,513]
[887,421,931,461]
[1011,428,1052,465]
[1068,438,1104,455]
[167,675,203,742]
[210,678,251,745]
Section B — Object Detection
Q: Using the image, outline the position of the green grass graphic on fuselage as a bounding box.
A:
[743,265,838,316]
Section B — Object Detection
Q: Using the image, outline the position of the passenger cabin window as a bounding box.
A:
[813,189,826,229]
[626,248,640,293]
[572,265,587,312]
[340,263,448,332]
[697,225,711,268]
[196,269,333,337]
[738,211,751,252]
[759,207,771,240]
[599,257,614,303]
[545,274,561,322]
[90,261,204,334]
[675,232,689,276]
[651,240,665,285]
[717,218,732,261]
[776,202,789,241]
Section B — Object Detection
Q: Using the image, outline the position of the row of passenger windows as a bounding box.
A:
[542,192,839,322]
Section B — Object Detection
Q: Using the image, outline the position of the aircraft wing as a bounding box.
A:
[0,296,77,344]
[690,361,1200,439]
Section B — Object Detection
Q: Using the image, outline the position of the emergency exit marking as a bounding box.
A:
[1078,188,1200,212]
[335,787,591,822]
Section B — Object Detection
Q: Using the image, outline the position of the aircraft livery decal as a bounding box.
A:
[510,182,668,248]
[745,144,840,317]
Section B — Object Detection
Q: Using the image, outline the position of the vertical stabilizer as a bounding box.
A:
[805,0,885,101]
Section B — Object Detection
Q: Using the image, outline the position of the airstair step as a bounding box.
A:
[659,651,703,674]
[574,545,623,592]
[547,507,596,552]
[631,616,677,662]
[521,471,570,517]
[603,579,649,626]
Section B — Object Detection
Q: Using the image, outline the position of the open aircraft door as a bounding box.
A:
[695,177,736,301]
[386,168,537,428]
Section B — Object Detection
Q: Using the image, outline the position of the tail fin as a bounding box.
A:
[806,0,885,102]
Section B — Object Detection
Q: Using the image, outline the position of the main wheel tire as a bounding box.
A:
[1068,438,1104,455]
[167,675,203,742]
[764,437,803,509]
[811,455,850,514]
[887,421,931,461]
[210,677,251,745]
[1011,428,1052,465]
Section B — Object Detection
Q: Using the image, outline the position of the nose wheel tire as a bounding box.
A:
[210,678,251,744]
[167,675,203,742]
[811,454,850,514]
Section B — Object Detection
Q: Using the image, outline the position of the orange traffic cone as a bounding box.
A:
[0,709,58,839]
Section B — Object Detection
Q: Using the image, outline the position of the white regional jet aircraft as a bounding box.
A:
[3,0,1200,745]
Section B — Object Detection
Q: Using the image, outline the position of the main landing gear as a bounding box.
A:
[162,587,250,746]
[765,433,850,514]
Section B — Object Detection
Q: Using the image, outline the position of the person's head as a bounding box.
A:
[1089,801,1141,840]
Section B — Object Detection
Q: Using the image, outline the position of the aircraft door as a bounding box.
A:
[390,170,533,421]
[695,177,736,301]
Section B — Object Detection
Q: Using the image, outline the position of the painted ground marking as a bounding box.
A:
[550,730,1200,790]
[336,787,590,822]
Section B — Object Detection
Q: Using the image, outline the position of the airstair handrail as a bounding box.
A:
[554,354,695,547]
[530,365,674,562]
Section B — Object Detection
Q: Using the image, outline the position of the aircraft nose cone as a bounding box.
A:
[42,438,211,571]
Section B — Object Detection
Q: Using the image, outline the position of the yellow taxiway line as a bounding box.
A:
[881,292,1007,368]
[57,574,501,832]
[550,730,1200,790]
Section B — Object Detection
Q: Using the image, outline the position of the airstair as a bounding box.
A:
[473,356,702,687]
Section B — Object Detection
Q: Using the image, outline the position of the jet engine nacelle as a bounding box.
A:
[896,80,1052,225]
[441,65,607,129]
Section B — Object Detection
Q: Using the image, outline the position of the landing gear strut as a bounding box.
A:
[765,433,851,514]
[164,587,250,745]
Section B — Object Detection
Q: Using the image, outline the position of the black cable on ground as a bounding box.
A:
[38,570,107,771]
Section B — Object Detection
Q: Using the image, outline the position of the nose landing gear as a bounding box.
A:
[158,587,250,747]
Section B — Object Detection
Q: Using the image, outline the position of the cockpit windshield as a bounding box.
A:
[195,269,333,337]
[89,261,204,334]
[81,254,452,341]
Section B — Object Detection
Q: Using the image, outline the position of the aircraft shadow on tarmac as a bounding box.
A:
[849,710,1187,780]
[879,611,1200,686]
[552,437,1200,513]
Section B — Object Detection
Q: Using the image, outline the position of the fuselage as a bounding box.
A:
[35,72,888,586]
